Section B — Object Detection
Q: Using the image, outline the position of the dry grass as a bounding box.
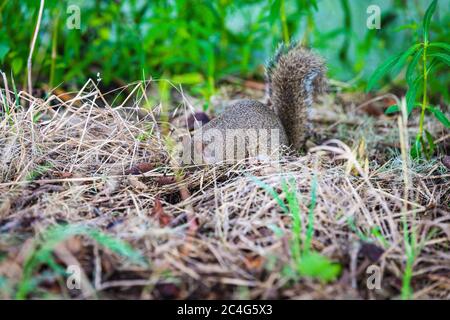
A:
[0,77,449,299]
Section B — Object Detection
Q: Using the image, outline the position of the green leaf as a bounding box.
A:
[423,0,437,43]
[406,48,423,84]
[268,0,281,23]
[0,42,10,61]
[392,44,422,75]
[250,176,289,214]
[426,58,441,77]
[26,162,53,181]
[367,45,420,92]
[304,174,318,253]
[385,104,399,114]
[297,252,341,282]
[429,42,450,52]
[410,137,422,159]
[428,52,450,66]
[386,103,421,115]
[366,52,403,92]
[420,136,428,160]
[12,57,23,73]
[425,130,435,157]
[406,77,421,114]
[17,224,146,299]
[427,106,450,128]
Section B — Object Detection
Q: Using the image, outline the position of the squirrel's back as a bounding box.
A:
[201,100,287,139]
[190,100,288,163]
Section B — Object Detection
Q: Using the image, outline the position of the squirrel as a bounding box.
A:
[184,42,327,165]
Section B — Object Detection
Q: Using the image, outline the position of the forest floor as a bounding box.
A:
[0,79,449,299]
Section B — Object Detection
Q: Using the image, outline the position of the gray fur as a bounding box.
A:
[191,44,326,163]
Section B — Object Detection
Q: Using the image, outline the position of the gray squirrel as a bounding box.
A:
[186,42,327,164]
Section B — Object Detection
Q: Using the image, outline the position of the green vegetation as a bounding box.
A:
[0,0,448,300]
[0,1,448,104]
[252,176,341,283]
[16,224,146,299]
[368,0,450,159]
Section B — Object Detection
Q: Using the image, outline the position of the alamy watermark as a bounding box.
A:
[67,4,81,30]
[66,265,81,290]
[366,265,382,290]
[367,5,381,29]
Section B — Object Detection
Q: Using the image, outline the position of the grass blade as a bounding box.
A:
[251,176,289,214]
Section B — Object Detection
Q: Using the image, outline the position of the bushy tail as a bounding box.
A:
[266,42,327,150]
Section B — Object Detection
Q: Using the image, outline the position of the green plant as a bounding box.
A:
[26,161,53,181]
[252,175,341,283]
[347,217,389,248]
[1,1,447,110]
[396,99,418,300]
[16,224,146,299]
[401,212,416,300]
[367,0,449,159]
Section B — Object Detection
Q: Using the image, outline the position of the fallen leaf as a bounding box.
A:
[244,254,264,271]
[58,171,73,179]
[156,176,177,186]
[151,197,172,226]
[125,163,154,175]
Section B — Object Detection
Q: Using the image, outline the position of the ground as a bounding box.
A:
[0,80,449,299]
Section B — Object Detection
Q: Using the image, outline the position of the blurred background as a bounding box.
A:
[0,0,449,105]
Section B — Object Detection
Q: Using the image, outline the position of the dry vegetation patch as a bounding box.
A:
[0,80,449,299]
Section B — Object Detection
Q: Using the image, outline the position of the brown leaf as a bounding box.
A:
[125,162,154,175]
[156,176,177,186]
[151,197,172,226]
[362,103,384,117]
[179,185,191,201]
[54,171,73,179]
[53,87,75,103]
[244,254,264,271]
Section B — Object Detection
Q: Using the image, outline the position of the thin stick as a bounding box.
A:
[27,0,45,96]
